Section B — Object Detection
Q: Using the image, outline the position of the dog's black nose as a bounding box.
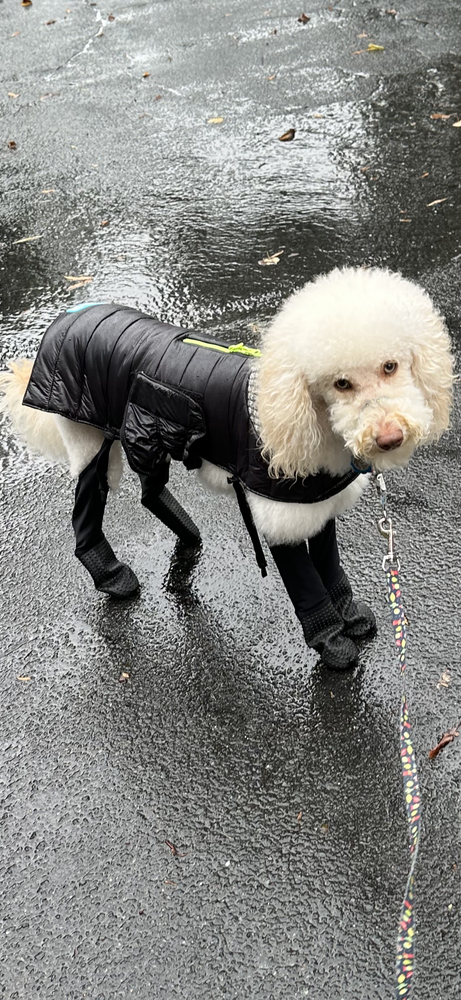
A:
[376,430,404,451]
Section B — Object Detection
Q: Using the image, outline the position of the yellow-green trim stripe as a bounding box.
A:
[183,337,261,358]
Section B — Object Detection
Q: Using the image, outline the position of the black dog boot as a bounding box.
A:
[329,570,376,640]
[77,537,140,599]
[300,601,359,671]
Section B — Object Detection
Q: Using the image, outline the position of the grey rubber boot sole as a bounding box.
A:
[77,538,140,599]
[300,601,359,671]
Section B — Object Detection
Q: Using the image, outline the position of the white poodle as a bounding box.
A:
[0,267,453,669]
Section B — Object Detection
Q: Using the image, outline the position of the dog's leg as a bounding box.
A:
[139,475,201,547]
[73,439,139,598]
[269,541,358,670]
[308,520,376,639]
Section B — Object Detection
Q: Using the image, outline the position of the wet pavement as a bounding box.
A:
[1,2,460,998]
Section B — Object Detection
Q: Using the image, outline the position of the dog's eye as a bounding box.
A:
[383,361,398,376]
[334,378,353,391]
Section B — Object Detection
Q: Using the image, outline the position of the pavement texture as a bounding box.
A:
[0,2,460,999]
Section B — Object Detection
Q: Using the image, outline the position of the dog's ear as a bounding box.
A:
[257,356,323,478]
[410,329,454,441]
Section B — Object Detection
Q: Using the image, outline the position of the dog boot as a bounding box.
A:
[77,537,140,599]
[329,570,376,640]
[299,601,359,671]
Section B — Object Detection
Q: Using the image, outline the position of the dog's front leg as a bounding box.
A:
[73,438,139,598]
[269,538,359,671]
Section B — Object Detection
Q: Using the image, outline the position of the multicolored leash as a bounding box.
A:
[374,472,421,999]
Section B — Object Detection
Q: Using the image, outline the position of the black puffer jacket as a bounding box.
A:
[24,303,359,503]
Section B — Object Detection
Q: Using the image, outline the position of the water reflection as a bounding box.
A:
[2,57,461,345]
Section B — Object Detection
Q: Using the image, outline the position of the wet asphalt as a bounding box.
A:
[1,2,460,998]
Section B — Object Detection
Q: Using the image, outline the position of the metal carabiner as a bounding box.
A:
[377,514,400,571]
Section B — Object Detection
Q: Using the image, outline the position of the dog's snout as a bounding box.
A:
[375,429,404,451]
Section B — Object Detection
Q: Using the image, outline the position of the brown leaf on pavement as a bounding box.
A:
[279,128,296,141]
[429,726,459,759]
[259,249,284,265]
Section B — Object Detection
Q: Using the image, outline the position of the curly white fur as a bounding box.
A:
[257,266,453,479]
[0,267,453,546]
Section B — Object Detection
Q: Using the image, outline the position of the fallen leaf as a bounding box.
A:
[108,13,115,20]
[437,670,451,689]
[320,822,329,834]
[267,73,277,80]
[429,726,459,759]
[64,274,93,281]
[142,71,150,78]
[21,0,32,6]
[8,92,19,98]
[154,94,162,100]
[297,13,310,24]
[427,198,447,206]
[259,249,284,265]
[8,140,17,150]
[207,117,224,124]
[367,43,385,51]
[17,675,31,681]
[45,19,56,24]
[100,219,109,226]
[452,120,461,127]
[419,171,429,178]
[165,839,186,857]
[297,810,302,822]
[279,128,296,141]
[12,234,43,244]
[431,113,453,120]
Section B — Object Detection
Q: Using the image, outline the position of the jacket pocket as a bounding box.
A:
[120,372,206,477]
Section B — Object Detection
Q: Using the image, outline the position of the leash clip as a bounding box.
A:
[378,514,400,571]
[373,470,400,571]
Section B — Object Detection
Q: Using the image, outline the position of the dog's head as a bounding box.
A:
[257,267,454,477]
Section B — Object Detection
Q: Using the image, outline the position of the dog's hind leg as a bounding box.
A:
[73,438,139,598]
[139,475,201,547]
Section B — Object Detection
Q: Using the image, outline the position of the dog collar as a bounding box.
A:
[350,456,373,473]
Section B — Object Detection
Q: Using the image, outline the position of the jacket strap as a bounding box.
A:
[228,477,268,578]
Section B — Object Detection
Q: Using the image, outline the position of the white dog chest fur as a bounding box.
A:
[196,458,370,545]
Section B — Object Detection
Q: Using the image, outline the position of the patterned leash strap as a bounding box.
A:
[374,473,421,999]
